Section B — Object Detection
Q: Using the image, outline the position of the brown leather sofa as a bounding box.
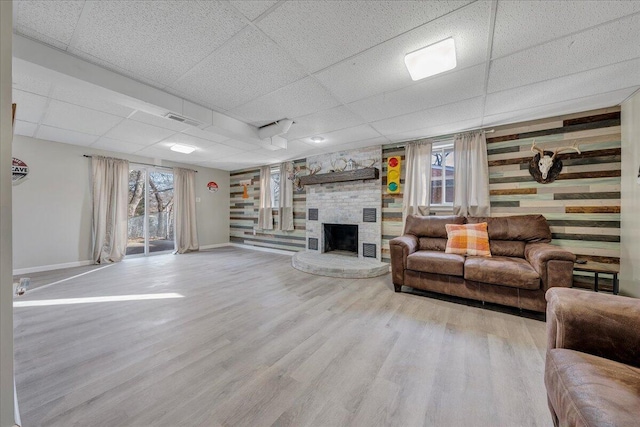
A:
[545,288,640,427]
[389,214,575,312]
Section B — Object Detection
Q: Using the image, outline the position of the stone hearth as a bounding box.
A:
[292,252,389,278]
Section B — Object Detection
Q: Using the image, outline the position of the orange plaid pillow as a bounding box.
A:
[445,222,491,257]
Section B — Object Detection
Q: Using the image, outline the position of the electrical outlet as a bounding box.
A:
[196,197,201,203]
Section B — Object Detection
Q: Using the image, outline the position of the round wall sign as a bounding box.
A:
[207,181,219,192]
[12,158,29,182]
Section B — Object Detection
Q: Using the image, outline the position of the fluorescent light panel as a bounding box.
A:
[404,38,456,81]
[170,144,196,154]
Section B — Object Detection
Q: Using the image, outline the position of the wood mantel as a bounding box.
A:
[299,167,380,185]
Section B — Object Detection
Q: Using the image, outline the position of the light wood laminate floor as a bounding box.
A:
[14,247,551,427]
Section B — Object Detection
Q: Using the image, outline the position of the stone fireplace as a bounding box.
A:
[323,223,358,255]
[305,146,382,261]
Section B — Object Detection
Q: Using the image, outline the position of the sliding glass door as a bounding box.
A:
[126,167,175,256]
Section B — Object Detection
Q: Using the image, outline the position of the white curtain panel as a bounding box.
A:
[277,162,294,231]
[257,165,273,230]
[91,156,129,264]
[453,131,491,217]
[402,141,433,227]
[173,167,199,254]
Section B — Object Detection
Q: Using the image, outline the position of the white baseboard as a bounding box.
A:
[229,243,296,256]
[13,260,93,276]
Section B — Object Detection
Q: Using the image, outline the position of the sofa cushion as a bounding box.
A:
[445,223,491,257]
[464,256,540,289]
[546,349,640,427]
[490,240,525,258]
[468,215,552,243]
[418,237,447,252]
[407,251,465,277]
[404,215,466,238]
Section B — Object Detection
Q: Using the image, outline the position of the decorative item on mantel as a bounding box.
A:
[287,163,321,191]
[529,140,581,184]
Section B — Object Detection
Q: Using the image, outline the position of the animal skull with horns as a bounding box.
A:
[529,140,581,183]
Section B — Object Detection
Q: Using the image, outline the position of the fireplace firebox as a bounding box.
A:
[323,224,358,255]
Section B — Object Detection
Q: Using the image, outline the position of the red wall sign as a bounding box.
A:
[12,157,29,182]
[207,181,219,192]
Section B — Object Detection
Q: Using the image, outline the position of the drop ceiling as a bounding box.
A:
[11,0,640,171]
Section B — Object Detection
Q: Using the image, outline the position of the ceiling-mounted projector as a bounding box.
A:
[258,119,294,140]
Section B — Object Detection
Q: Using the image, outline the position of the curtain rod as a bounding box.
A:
[387,128,495,149]
[83,155,198,173]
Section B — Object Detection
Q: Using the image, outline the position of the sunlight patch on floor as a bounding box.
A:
[14,293,184,307]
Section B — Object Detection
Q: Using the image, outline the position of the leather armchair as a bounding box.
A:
[545,288,640,427]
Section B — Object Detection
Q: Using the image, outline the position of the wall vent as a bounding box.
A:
[308,208,318,221]
[363,208,377,223]
[164,113,204,128]
[308,238,318,250]
[363,243,376,258]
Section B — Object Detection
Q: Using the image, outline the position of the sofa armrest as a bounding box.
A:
[525,242,576,289]
[389,235,418,287]
[546,288,640,368]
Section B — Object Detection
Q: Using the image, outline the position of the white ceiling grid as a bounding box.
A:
[11,0,640,171]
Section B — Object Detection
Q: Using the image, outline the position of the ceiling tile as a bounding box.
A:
[230,77,340,123]
[387,118,482,142]
[129,111,191,132]
[12,72,53,97]
[347,64,485,122]
[315,1,491,104]
[70,1,247,86]
[204,150,278,169]
[485,58,640,116]
[257,0,472,73]
[304,124,383,148]
[161,133,223,150]
[482,88,638,128]
[133,144,204,164]
[103,119,176,146]
[12,89,48,123]
[91,137,147,154]
[196,142,246,159]
[217,138,263,152]
[13,120,38,138]
[14,0,85,47]
[492,1,640,59]
[371,97,484,136]
[285,106,366,140]
[488,12,640,93]
[183,127,230,143]
[50,84,136,118]
[169,27,307,111]
[42,100,123,135]
[36,125,99,146]
[229,0,279,21]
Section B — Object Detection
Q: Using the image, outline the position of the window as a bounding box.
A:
[270,167,280,207]
[430,143,454,205]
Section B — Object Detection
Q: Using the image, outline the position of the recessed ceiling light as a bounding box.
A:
[170,144,196,154]
[310,136,324,143]
[404,38,456,81]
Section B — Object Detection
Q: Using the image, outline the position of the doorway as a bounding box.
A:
[126,167,175,256]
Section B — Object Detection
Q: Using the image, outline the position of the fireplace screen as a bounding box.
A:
[323,223,358,255]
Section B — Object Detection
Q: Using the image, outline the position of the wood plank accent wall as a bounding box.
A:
[230,108,621,271]
[229,159,307,252]
[487,107,621,265]
[379,107,621,266]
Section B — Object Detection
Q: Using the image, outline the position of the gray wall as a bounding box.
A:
[12,135,230,271]
[0,2,15,425]
[621,90,640,297]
